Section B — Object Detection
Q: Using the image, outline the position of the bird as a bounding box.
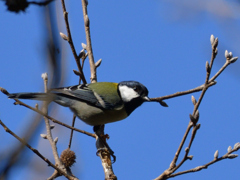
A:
[8,81,150,126]
[7,81,151,162]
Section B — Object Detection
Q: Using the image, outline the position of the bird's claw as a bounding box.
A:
[101,133,110,140]
[96,147,116,163]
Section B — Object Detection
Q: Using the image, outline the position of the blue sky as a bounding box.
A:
[0,0,240,180]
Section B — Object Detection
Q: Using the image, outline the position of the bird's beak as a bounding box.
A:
[142,96,151,102]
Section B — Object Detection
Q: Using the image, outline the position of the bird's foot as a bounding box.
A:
[94,125,116,163]
[96,147,116,163]
[101,133,110,141]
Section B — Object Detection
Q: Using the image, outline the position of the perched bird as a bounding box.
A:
[8,81,150,126]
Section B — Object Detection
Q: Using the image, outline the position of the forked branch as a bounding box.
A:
[60,0,87,84]
[154,35,239,180]
[0,87,96,138]
[0,120,78,180]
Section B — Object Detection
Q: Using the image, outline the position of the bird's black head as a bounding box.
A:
[118,81,150,115]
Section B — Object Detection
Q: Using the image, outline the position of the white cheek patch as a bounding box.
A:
[119,85,139,102]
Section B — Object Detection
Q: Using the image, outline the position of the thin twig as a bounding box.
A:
[0,120,78,180]
[21,98,95,137]
[150,40,220,103]
[0,87,96,138]
[209,61,230,83]
[169,145,240,178]
[154,36,236,180]
[60,0,87,84]
[68,115,76,149]
[169,122,193,170]
[173,124,200,172]
[174,37,218,173]
[41,73,65,177]
[81,0,97,83]
[68,56,87,148]
[192,38,218,113]
[150,81,216,102]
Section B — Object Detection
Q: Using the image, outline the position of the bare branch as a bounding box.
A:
[150,81,216,102]
[154,35,238,180]
[0,120,78,180]
[41,73,66,178]
[169,144,240,178]
[81,0,97,83]
[0,87,96,138]
[169,122,193,170]
[68,115,76,149]
[60,0,87,84]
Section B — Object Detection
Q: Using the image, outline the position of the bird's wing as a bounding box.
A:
[51,84,118,110]
[88,82,123,110]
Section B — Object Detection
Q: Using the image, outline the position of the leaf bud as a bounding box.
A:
[60,32,68,41]
[210,34,215,45]
[191,95,197,105]
[227,146,232,152]
[40,134,47,139]
[234,142,240,149]
[81,43,87,50]
[54,137,58,144]
[214,150,218,159]
[228,154,238,159]
[95,59,102,68]
[230,57,238,64]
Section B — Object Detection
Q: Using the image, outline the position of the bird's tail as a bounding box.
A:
[8,93,55,101]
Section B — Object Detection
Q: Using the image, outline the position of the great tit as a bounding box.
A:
[8,81,150,125]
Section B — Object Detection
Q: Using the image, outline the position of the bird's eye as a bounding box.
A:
[133,86,140,93]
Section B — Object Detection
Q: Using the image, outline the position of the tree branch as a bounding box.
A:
[150,81,216,102]
[60,0,87,84]
[0,120,78,180]
[81,0,97,83]
[169,143,240,178]
[0,87,96,138]
[154,35,238,180]
[41,73,67,178]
